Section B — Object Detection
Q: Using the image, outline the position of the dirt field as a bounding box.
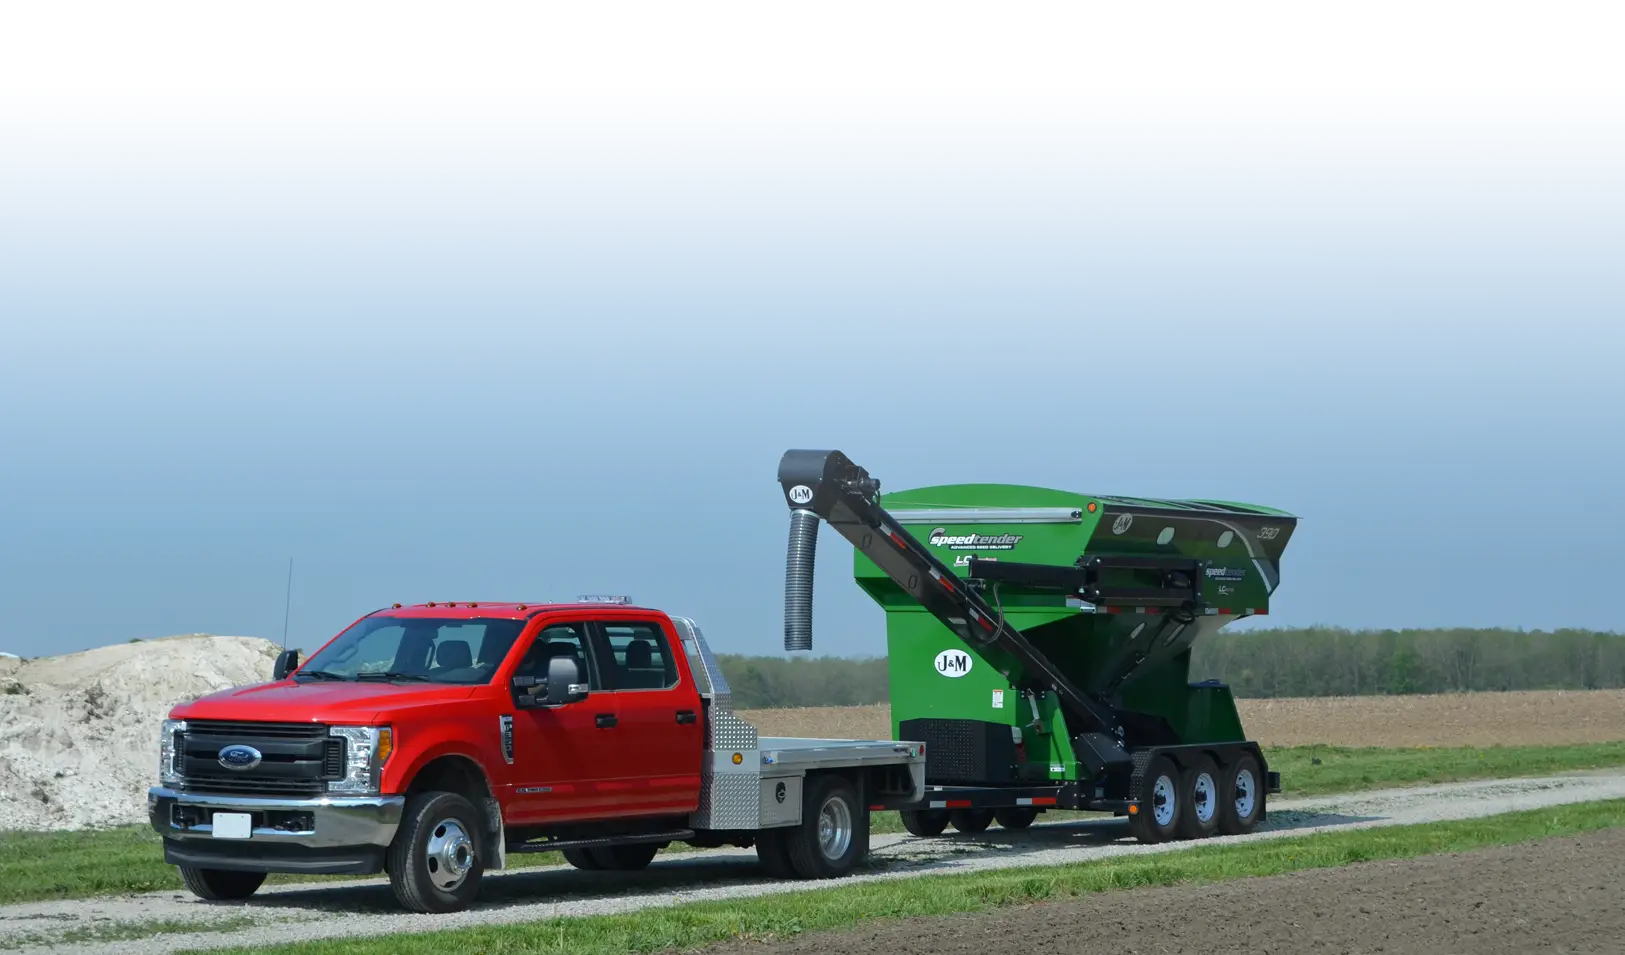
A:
[740,688,1625,747]
[711,827,1625,955]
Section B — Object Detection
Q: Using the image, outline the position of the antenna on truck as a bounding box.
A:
[281,558,294,650]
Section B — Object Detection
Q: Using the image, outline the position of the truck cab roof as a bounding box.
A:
[368,601,660,621]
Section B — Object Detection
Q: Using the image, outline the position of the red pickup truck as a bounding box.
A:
[149,598,924,912]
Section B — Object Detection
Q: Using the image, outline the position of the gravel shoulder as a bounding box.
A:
[6,769,1625,955]
[715,825,1625,955]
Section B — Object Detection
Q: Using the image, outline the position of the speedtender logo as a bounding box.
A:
[928,527,1022,551]
[1205,566,1246,582]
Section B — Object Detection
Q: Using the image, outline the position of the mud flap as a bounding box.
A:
[485,797,506,870]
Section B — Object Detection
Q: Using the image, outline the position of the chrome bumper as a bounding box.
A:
[147,786,406,849]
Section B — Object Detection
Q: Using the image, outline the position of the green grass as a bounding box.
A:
[4,740,1622,906]
[191,799,1625,955]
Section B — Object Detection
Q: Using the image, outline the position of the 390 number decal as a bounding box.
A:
[1256,526,1281,540]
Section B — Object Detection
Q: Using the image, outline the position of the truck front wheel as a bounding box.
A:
[784,774,868,879]
[179,867,265,901]
[387,791,486,913]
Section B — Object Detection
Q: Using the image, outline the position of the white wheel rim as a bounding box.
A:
[425,818,475,891]
[1193,772,1217,824]
[818,795,853,860]
[1152,774,1177,827]
[1234,769,1257,819]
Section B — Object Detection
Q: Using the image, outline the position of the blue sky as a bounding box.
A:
[2,3,1621,659]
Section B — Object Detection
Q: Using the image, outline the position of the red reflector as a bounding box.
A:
[1217,608,1232,615]
[978,616,995,631]
[888,532,907,548]
[869,805,885,811]
[1105,606,1122,614]
[1253,609,1269,615]
[945,800,972,809]
[1146,608,1161,615]
[1032,797,1058,806]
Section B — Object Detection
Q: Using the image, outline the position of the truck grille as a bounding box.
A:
[177,720,342,798]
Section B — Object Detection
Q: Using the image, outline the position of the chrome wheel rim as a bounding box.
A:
[1152,774,1176,827]
[424,818,475,891]
[1234,769,1257,820]
[817,796,853,861]
[1193,772,1217,824]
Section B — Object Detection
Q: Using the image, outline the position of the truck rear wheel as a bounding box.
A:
[755,828,797,878]
[1218,752,1264,835]
[784,774,868,879]
[899,809,950,837]
[1176,755,1221,840]
[387,791,486,913]
[1128,754,1181,844]
[179,867,265,901]
[589,843,660,870]
[994,807,1038,830]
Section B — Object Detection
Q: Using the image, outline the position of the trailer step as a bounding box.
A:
[506,829,695,854]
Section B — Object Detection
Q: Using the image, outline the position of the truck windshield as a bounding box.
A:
[297,617,525,685]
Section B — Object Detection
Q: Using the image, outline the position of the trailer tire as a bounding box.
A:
[1218,752,1264,836]
[755,828,797,878]
[1176,755,1221,840]
[784,774,867,879]
[179,867,265,902]
[949,809,994,834]
[562,848,602,871]
[899,810,950,837]
[1128,755,1181,844]
[387,790,486,914]
[589,843,660,870]
[994,807,1038,830]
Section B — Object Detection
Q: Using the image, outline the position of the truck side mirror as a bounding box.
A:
[509,656,589,709]
[273,649,300,680]
[543,655,589,706]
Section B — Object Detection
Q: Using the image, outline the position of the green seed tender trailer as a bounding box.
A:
[777,449,1297,844]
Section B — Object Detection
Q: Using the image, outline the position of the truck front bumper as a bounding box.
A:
[147,786,406,875]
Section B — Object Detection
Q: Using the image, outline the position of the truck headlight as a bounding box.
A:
[328,725,393,793]
[159,719,187,786]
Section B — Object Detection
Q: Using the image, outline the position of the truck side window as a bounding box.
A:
[602,623,678,690]
[513,622,602,690]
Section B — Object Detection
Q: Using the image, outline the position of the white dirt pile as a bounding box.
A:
[0,635,282,831]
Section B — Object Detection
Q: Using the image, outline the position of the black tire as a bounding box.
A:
[179,867,265,901]
[561,848,602,870]
[1218,751,1265,836]
[949,809,994,834]
[755,828,798,878]
[994,807,1038,830]
[899,809,951,837]
[1128,754,1181,844]
[784,774,868,879]
[1176,755,1221,840]
[588,843,660,870]
[387,790,486,913]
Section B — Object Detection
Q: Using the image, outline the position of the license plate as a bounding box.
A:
[211,812,253,839]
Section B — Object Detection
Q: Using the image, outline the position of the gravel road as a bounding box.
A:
[7,769,1625,955]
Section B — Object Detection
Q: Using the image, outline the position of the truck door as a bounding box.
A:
[504,620,621,824]
[592,618,704,816]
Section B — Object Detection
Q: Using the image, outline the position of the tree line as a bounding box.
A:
[716,628,1625,709]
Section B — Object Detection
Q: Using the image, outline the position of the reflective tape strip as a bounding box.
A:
[1015,797,1058,806]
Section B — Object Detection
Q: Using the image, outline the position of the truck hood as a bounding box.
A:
[170,680,480,723]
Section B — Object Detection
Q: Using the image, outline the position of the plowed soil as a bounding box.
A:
[706,827,1625,955]
[741,688,1625,747]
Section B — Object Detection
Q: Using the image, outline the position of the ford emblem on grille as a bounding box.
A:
[218,744,263,771]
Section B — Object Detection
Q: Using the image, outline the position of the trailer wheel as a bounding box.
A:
[1218,752,1264,835]
[1176,755,1221,840]
[899,810,950,837]
[949,809,994,834]
[589,843,661,870]
[784,774,868,879]
[755,828,797,878]
[994,807,1038,830]
[562,848,602,871]
[1128,755,1181,844]
[387,790,486,913]
[179,867,266,901]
